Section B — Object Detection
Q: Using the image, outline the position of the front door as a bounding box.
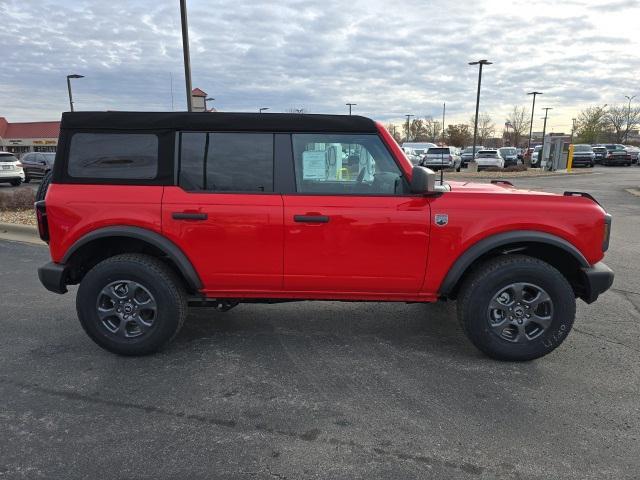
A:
[283,133,431,294]
[162,132,283,293]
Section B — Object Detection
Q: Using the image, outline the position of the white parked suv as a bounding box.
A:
[474,149,505,170]
[0,152,25,186]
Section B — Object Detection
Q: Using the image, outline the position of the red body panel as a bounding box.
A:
[161,187,283,292]
[46,184,163,263]
[282,195,431,294]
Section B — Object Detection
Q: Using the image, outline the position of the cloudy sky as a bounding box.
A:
[1,0,639,133]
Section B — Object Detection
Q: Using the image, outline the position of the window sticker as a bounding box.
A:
[302,150,327,180]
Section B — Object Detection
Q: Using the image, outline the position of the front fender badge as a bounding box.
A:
[435,214,448,226]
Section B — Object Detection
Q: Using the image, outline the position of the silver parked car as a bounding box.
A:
[421,146,462,171]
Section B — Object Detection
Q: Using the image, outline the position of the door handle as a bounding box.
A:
[294,215,330,223]
[172,212,208,221]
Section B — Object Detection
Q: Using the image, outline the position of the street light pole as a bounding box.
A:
[204,97,215,111]
[66,74,84,112]
[540,107,552,169]
[469,59,492,161]
[405,114,414,142]
[526,91,542,158]
[624,95,636,142]
[179,0,193,112]
[346,103,357,115]
[570,118,577,143]
[259,107,269,114]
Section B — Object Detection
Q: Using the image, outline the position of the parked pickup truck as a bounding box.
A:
[603,144,632,166]
[36,112,614,361]
[570,144,595,168]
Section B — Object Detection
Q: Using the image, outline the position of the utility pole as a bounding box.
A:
[469,59,492,161]
[441,102,446,145]
[179,0,193,112]
[624,95,636,142]
[405,114,414,142]
[346,103,357,115]
[540,107,552,169]
[526,91,542,157]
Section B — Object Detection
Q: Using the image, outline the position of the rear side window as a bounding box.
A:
[179,132,274,192]
[68,133,158,179]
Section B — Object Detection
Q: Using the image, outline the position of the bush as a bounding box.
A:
[0,187,35,210]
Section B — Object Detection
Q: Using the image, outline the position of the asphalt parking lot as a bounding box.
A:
[1,166,639,479]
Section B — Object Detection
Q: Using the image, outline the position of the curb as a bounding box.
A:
[0,222,45,245]
[446,170,595,180]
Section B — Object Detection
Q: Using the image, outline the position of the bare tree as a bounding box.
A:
[504,105,531,147]
[471,113,495,146]
[605,104,640,143]
[386,124,403,144]
[446,124,473,147]
[423,117,442,143]
[576,105,609,144]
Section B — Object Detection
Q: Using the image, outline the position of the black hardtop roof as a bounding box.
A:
[60,111,378,133]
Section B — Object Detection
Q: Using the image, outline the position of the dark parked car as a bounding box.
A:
[603,144,631,166]
[20,152,55,182]
[571,144,595,168]
[592,146,607,164]
[498,147,519,167]
[460,146,484,167]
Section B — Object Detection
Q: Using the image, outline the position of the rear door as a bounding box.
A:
[282,133,431,294]
[162,132,283,293]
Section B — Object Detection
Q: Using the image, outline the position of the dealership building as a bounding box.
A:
[0,117,60,156]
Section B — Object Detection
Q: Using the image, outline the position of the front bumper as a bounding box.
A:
[580,262,614,304]
[38,262,68,294]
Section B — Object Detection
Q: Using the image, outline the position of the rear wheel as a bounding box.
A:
[457,255,576,361]
[77,254,187,355]
[24,176,31,183]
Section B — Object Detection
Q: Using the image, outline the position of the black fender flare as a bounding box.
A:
[438,230,589,296]
[62,226,203,291]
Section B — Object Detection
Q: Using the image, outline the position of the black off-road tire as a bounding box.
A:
[24,176,31,183]
[10,178,22,186]
[457,255,576,361]
[35,170,53,202]
[77,254,188,356]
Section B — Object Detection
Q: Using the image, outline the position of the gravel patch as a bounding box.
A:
[0,209,36,226]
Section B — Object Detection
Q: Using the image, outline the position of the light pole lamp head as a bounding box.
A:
[469,59,492,65]
[527,91,542,96]
[67,74,84,79]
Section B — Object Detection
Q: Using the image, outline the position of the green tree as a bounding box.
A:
[446,124,472,147]
[575,105,609,144]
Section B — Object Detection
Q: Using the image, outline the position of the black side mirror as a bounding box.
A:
[410,166,436,194]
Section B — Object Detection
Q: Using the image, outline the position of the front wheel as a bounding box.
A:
[10,178,22,186]
[77,254,188,355]
[457,255,576,361]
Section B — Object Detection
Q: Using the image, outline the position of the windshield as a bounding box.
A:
[463,147,481,153]
[477,151,498,157]
[499,148,516,155]
[426,148,450,155]
[42,153,56,161]
[574,145,593,152]
[0,154,18,163]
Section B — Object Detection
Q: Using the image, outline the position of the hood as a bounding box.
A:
[447,180,556,196]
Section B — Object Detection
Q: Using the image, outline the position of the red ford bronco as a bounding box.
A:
[36,112,613,360]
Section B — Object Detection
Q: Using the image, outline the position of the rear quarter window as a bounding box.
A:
[67,133,158,179]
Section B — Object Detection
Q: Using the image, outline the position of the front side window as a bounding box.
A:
[179,132,273,192]
[68,133,158,179]
[292,134,406,195]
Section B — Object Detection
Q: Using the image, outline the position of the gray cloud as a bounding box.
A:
[0,0,638,128]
